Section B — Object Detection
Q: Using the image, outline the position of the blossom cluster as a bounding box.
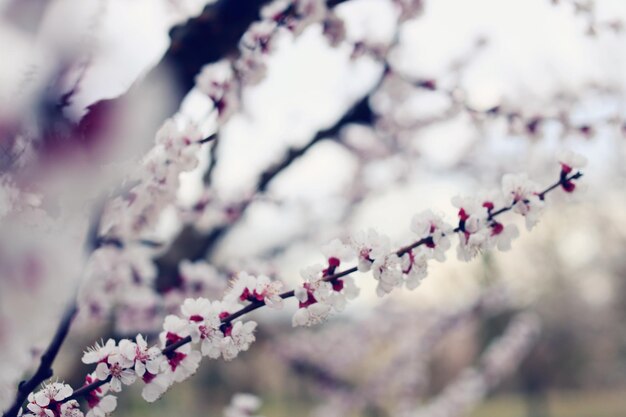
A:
[74,0,432,340]
[192,0,421,130]
[65,269,295,417]
[289,151,586,326]
[194,0,337,124]
[79,301,258,410]
[77,0,363,335]
[22,383,80,417]
[16,150,585,417]
[100,119,204,240]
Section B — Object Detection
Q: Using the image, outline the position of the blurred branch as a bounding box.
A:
[2,195,113,417]
[2,304,78,417]
[166,0,273,93]
[154,88,375,291]
[207,92,373,253]
[166,0,353,94]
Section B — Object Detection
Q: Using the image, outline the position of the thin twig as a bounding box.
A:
[2,304,78,417]
[203,134,221,185]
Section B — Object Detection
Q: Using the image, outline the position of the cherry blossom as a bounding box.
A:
[94,354,136,393]
[140,372,171,403]
[501,173,544,230]
[557,150,587,192]
[57,401,83,417]
[154,119,202,172]
[487,220,519,252]
[557,149,588,173]
[328,275,360,310]
[82,340,117,367]
[371,253,403,296]
[225,273,285,309]
[84,341,136,394]
[180,297,221,339]
[321,238,354,271]
[400,248,428,290]
[195,61,240,124]
[116,335,162,379]
[178,297,223,357]
[410,210,452,262]
[220,321,258,361]
[24,383,74,417]
[452,195,519,261]
[322,13,347,47]
[261,0,327,35]
[292,301,332,327]
[0,0,598,413]
[223,393,263,417]
[159,316,202,383]
[82,375,117,417]
[293,271,334,327]
[350,229,392,272]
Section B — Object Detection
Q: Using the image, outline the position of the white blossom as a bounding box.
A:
[401,248,428,290]
[321,238,354,265]
[410,210,452,262]
[159,316,202,383]
[225,273,285,309]
[557,149,587,173]
[261,0,327,35]
[140,373,172,403]
[220,321,258,361]
[82,339,117,365]
[117,335,163,378]
[59,401,84,417]
[501,173,544,230]
[25,383,74,417]
[95,353,136,393]
[350,229,391,272]
[82,374,117,417]
[372,253,403,296]
[292,302,332,327]
[195,61,239,124]
[155,119,202,172]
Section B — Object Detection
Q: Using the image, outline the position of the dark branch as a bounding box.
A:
[201,93,373,258]
[165,0,273,94]
[198,133,218,144]
[203,135,221,185]
[154,92,374,291]
[3,303,78,417]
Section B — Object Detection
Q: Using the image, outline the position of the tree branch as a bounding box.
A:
[204,93,374,257]
[154,92,375,291]
[2,303,78,417]
[3,195,113,417]
[65,171,583,403]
